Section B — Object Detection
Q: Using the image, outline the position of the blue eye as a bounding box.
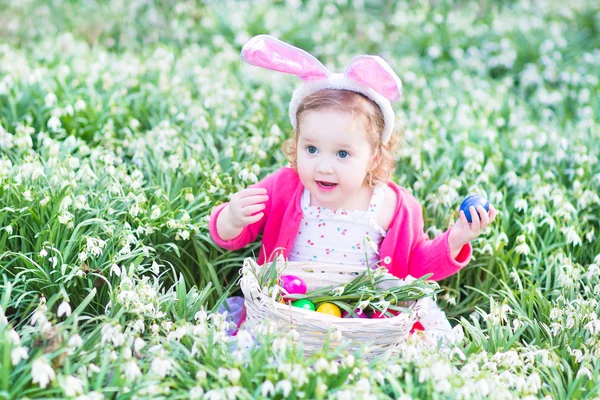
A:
[337,150,350,159]
[306,146,318,154]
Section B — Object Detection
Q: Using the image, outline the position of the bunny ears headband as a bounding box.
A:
[240,35,402,144]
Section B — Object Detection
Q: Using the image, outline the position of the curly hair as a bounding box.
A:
[282,89,400,187]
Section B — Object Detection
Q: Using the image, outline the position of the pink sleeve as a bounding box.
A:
[208,171,278,250]
[406,205,472,281]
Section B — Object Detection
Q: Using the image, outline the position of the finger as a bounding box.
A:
[240,188,268,197]
[478,205,489,227]
[488,204,498,221]
[244,212,264,225]
[239,194,269,207]
[241,203,266,216]
[469,206,481,232]
[458,210,469,225]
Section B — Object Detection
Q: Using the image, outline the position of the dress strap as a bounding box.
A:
[301,188,311,209]
[368,184,386,216]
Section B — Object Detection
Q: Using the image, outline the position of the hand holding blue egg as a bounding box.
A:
[459,195,490,223]
[448,194,497,256]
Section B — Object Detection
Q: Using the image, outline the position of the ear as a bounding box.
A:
[241,34,330,81]
[344,55,402,101]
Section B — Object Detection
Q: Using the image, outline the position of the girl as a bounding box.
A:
[210,35,497,340]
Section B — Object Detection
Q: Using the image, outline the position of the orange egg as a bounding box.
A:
[316,302,341,317]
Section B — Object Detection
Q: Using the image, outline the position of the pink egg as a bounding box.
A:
[279,275,307,300]
[342,308,370,318]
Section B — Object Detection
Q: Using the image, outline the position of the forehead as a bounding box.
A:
[298,109,371,144]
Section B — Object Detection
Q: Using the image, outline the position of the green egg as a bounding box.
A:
[291,299,316,311]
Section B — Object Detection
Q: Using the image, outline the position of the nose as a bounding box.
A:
[316,160,334,174]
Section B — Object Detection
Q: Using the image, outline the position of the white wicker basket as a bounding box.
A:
[239,258,429,358]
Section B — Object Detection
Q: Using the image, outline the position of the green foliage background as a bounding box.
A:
[0,0,599,398]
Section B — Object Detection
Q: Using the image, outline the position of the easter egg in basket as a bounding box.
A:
[316,302,341,317]
[291,299,315,311]
[279,274,307,300]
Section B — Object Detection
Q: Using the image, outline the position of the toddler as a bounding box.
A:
[210,35,497,340]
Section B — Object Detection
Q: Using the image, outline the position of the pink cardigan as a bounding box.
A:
[209,167,472,281]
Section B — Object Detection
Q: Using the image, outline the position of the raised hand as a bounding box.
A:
[448,204,498,254]
[226,187,269,228]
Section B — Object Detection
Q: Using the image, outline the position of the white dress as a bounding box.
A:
[288,186,457,343]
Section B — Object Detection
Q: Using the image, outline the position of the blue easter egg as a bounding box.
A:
[459,195,490,223]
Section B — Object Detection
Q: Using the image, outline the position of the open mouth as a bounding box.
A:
[316,181,338,189]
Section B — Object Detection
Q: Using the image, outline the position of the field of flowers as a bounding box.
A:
[1,0,599,398]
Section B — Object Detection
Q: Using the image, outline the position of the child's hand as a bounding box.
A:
[448,204,498,255]
[227,188,269,229]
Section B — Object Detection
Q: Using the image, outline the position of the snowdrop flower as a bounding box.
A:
[47,116,62,131]
[11,347,28,365]
[44,92,57,107]
[357,300,370,311]
[150,206,161,220]
[68,334,83,349]
[110,263,121,277]
[261,380,275,397]
[515,236,531,256]
[150,356,173,378]
[560,226,582,246]
[314,358,330,374]
[124,360,142,381]
[31,358,56,388]
[134,337,146,353]
[332,286,345,296]
[275,379,292,397]
[57,301,72,317]
[62,376,84,397]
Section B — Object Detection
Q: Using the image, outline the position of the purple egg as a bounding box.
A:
[279,275,307,300]
[342,308,370,319]
[459,195,490,223]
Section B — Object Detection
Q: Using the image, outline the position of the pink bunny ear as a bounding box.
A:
[344,55,402,101]
[241,34,330,81]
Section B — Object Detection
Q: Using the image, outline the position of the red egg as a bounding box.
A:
[371,309,400,319]
[279,275,307,300]
[342,309,370,319]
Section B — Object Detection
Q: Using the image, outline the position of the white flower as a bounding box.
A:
[514,198,528,212]
[124,360,142,381]
[32,358,56,388]
[134,337,146,353]
[44,92,57,107]
[110,263,121,277]
[150,206,161,220]
[276,379,292,397]
[332,286,345,296]
[47,116,62,131]
[11,347,28,365]
[561,226,582,246]
[515,242,531,256]
[150,357,172,378]
[57,301,72,317]
[261,380,275,397]
[39,248,48,257]
[314,358,329,373]
[68,334,83,349]
[62,375,84,397]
